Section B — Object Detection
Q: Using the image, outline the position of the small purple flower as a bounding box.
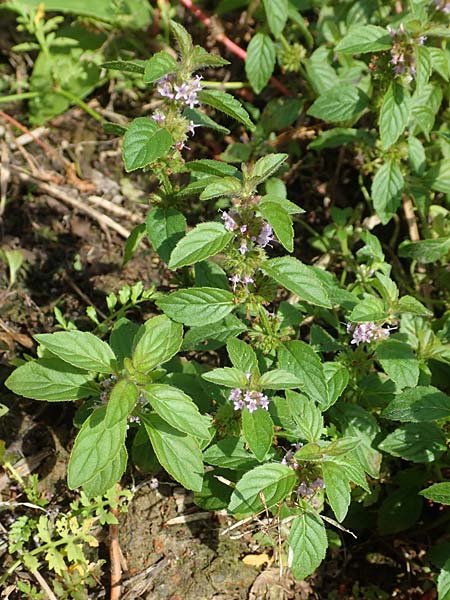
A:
[152,110,166,123]
[417,35,427,45]
[239,240,248,255]
[257,222,274,248]
[156,75,175,99]
[347,322,391,346]
[221,211,238,231]
[230,388,270,412]
[229,274,240,291]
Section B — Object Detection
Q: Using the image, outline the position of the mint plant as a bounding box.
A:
[4,9,450,591]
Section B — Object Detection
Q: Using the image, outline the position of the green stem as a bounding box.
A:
[0,92,39,104]
[202,81,246,89]
[54,89,104,123]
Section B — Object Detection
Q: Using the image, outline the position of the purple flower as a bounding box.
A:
[257,222,274,247]
[230,388,270,412]
[156,75,175,99]
[347,322,391,346]
[221,211,238,231]
[152,110,166,123]
[239,240,248,255]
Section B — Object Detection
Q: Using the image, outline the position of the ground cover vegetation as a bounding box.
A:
[0,0,450,597]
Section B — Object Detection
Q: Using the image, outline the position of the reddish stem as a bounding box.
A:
[178,0,291,96]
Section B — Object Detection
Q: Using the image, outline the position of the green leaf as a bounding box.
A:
[371,160,404,225]
[82,445,127,498]
[183,107,230,134]
[375,339,419,390]
[168,222,233,269]
[379,423,446,463]
[5,358,98,401]
[199,89,255,130]
[110,318,140,369]
[335,25,392,54]
[123,223,146,266]
[262,0,288,37]
[105,380,139,428]
[308,127,368,150]
[227,337,258,374]
[228,463,297,515]
[261,257,331,308]
[34,331,116,374]
[199,176,242,200]
[420,483,450,505]
[132,315,183,373]
[195,260,228,289]
[143,51,177,84]
[397,295,432,316]
[122,118,173,172]
[288,511,327,580]
[251,154,288,183]
[278,341,328,407]
[101,60,145,74]
[438,558,450,600]
[379,83,410,150]
[398,237,450,264]
[245,33,276,94]
[67,406,126,489]
[194,470,233,510]
[182,314,247,351]
[191,45,230,69]
[415,45,432,89]
[307,85,369,123]
[382,386,450,422]
[285,391,323,443]
[202,367,248,388]
[429,47,449,81]
[349,296,387,322]
[143,413,204,492]
[186,159,238,178]
[146,207,186,264]
[203,437,259,470]
[258,201,293,252]
[323,363,349,410]
[407,136,426,175]
[306,47,339,95]
[170,20,193,58]
[242,408,274,462]
[377,486,423,534]
[143,384,211,439]
[322,461,351,522]
[156,287,236,326]
[259,369,302,389]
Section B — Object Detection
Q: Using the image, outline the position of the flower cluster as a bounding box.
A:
[281,442,303,470]
[347,322,391,346]
[388,24,426,84]
[297,478,325,498]
[221,204,275,257]
[229,274,254,291]
[156,74,202,109]
[229,388,269,412]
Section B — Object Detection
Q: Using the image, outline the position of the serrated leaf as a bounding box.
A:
[143,413,203,492]
[203,437,259,470]
[183,107,230,134]
[379,423,446,463]
[186,159,238,178]
[382,386,450,422]
[199,176,242,200]
[123,223,146,266]
[252,154,288,183]
[156,287,236,326]
[105,380,139,428]
[191,45,230,69]
[82,446,127,498]
[227,337,258,374]
[288,511,327,580]
[259,201,293,252]
[5,358,98,402]
[67,406,126,489]
[278,341,328,407]
[379,83,410,150]
[349,296,387,322]
[438,558,450,600]
[242,408,274,462]
[420,483,450,505]
[335,25,392,54]
[375,339,419,390]
[322,461,351,522]
[307,85,369,123]
[396,295,432,316]
[371,159,404,225]
[377,486,423,534]
[168,222,233,269]
[262,0,288,37]
[101,60,145,74]
[398,237,450,264]
[228,463,297,515]
[245,33,276,94]
[199,89,255,130]
[415,45,432,89]
[259,369,302,389]
[285,391,323,443]
[146,207,186,264]
[170,20,193,58]
[182,314,247,352]
[261,257,331,308]
[323,363,349,410]
[132,315,183,373]
[122,118,173,172]
[34,331,116,374]
[202,367,248,388]
[143,384,211,439]
[143,51,177,84]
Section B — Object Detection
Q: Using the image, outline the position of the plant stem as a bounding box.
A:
[54,89,105,123]
[0,92,40,104]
